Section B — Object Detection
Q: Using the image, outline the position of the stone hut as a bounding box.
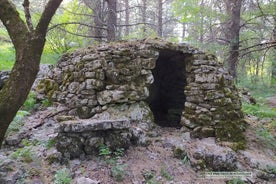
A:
[38,39,245,158]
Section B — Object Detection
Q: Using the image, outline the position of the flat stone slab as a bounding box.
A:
[59,119,131,133]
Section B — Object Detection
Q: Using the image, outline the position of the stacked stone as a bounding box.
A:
[38,39,245,148]
[38,42,158,120]
[182,53,245,141]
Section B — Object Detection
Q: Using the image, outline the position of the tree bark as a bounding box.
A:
[83,0,104,42]
[0,0,63,147]
[125,0,130,36]
[224,0,243,80]
[106,0,117,41]
[141,0,147,36]
[271,18,276,85]
[157,0,163,37]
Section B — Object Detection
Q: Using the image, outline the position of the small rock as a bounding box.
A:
[73,177,100,184]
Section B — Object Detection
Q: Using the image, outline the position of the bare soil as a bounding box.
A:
[267,96,276,108]
[1,105,276,184]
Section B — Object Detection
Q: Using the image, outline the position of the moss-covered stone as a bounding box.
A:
[35,39,246,158]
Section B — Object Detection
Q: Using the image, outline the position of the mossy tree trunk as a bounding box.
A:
[0,0,63,147]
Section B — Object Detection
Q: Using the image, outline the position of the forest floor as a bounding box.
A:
[0,98,275,184]
[267,96,276,108]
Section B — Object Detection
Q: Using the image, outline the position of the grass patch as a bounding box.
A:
[54,168,72,184]
[99,145,127,182]
[0,42,60,71]
[6,110,30,135]
[0,43,15,70]
[22,91,37,112]
[41,52,60,65]
[160,168,174,181]
[242,103,276,118]
[11,139,38,163]
[255,126,276,148]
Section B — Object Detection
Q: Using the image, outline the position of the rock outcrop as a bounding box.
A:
[37,39,246,157]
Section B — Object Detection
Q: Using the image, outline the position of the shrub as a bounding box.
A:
[54,168,72,184]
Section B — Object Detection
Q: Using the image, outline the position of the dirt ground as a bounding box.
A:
[1,97,276,184]
[267,96,276,108]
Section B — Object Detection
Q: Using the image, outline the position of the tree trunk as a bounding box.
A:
[142,0,147,36]
[224,0,243,80]
[0,0,62,147]
[182,22,186,41]
[106,0,117,41]
[83,0,104,42]
[271,18,276,85]
[93,0,104,42]
[157,0,163,37]
[125,0,129,36]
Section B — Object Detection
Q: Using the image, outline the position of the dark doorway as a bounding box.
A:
[146,49,187,127]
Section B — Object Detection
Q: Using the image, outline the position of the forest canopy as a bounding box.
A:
[0,0,276,87]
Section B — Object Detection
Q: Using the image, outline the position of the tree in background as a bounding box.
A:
[0,0,63,147]
[224,0,243,80]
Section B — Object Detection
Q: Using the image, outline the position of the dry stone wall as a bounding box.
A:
[38,39,246,157]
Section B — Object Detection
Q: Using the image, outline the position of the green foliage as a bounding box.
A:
[12,146,34,163]
[0,43,15,70]
[6,110,29,134]
[242,103,276,118]
[267,165,276,174]
[122,26,157,40]
[99,144,112,158]
[54,168,72,184]
[46,0,93,54]
[227,178,246,184]
[255,126,276,148]
[41,99,52,107]
[99,145,127,182]
[114,148,125,158]
[181,155,190,165]
[160,168,174,181]
[45,138,56,150]
[142,170,160,184]
[111,163,127,182]
[22,92,37,111]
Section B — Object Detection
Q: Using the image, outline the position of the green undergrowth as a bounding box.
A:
[7,91,52,136]
[0,42,60,70]
[99,144,127,182]
[6,110,30,135]
[0,43,15,70]
[242,103,276,118]
[54,168,72,184]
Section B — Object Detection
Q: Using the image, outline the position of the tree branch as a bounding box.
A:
[239,41,276,57]
[48,22,107,32]
[117,22,156,27]
[36,0,63,37]
[56,26,105,39]
[23,0,34,31]
[0,0,28,49]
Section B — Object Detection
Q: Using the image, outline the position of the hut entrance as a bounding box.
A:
[146,49,187,128]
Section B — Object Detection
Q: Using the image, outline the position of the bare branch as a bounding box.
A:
[60,7,93,17]
[36,0,63,37]
[22,0,34,31]
[55,26,106,39]
[239,41,276,57]
[48,22,107,32]
[117,22,156,27]
[117,5,143,13]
